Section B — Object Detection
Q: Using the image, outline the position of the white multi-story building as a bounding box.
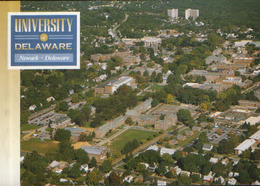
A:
[167,9,178,19]
[185,8,199,20]
[111,76,135,93]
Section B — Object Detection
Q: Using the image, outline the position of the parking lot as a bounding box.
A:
[29,111,68,126]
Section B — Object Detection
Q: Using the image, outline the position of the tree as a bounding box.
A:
[55,101,68,112]
[71,93,80,103]
[156,163,167,176]
[22,151,48,175]
[152,98,159,107]
[237,170,250,184]
[75,149,89,164]
[135,163,146,173]
[151,71,156,82]
[156,73,163,83]
[201,162,212,175]
[161,153,174,164]
[218,139,234,154]
[86,168,102,186]
[198,132,209,143]
[166,94,174,104]
[173,150,183,161]
[89,157,97,168]
[56,141,75,162]
[177,109,194,127]
[100,159,112,173]
[177,174,192,185]
[199,103,207,112]
[125,117,134,125]
[68,163,82,178]
[105,171,121,185]
[216,128,222,135]
[191,174,200,183]
[251,149,260,160]
[54,129,71,142]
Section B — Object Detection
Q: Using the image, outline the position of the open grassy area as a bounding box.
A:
[110,129,156,154]
[21,138,58,154]
[149,84,164,91]
[21,124,41,131]
[177,131,201,147]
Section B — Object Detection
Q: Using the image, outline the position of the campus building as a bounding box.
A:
[81,146,108,162]
[95,76,136,95]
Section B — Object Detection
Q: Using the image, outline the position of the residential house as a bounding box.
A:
[185,130,194,136]
[209,157,218,164]
[29,105,37,111]
[173,166,182,176]
[181,170,191,177]
[157,180,167,186]
[134,175,143,183]
[202,144,213,151]
[177,134,186,141]
[169,139,178,146]
[80,164,89,173]
[48,161,69,174]
[203,175,213,183]
[214,176,225,184]
[192,126,201,131]
[227,178,237,185]
[147,145,159,151]
[123,175,134,183]
[46,96,55,102]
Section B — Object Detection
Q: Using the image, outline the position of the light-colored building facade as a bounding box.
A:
[185,9,199,20]
[167,9,178,19]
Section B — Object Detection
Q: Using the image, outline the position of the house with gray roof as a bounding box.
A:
[202,144,213,151]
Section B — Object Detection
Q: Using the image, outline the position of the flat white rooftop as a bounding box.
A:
[234,139,256,152]
[249,129,260,140]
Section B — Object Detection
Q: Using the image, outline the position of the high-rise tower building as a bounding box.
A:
[185,9,199,20]
[167,9,178,19]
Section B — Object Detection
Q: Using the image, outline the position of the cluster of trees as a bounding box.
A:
[123,0,260,34]
[79,132,95,142]
[119,13,163,38]
[215,85,242,111]
[177,109,194,127]
[197,113,214,123]
[233,159,259,184]
[177,153,214,175]
[92,85,138,127]
[68,105,91,127]
[217,133,242,154]
[121,139,140,154]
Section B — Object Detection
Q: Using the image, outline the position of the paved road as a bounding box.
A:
[109,13,128,45]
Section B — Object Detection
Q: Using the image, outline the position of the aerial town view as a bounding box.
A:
[20,0,260,185]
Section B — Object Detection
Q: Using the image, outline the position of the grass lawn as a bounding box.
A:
[149,84,164,91]
[177,131,201,147]
[21,138,58,154]
[21,124,41,131]
[110,129,156,154]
